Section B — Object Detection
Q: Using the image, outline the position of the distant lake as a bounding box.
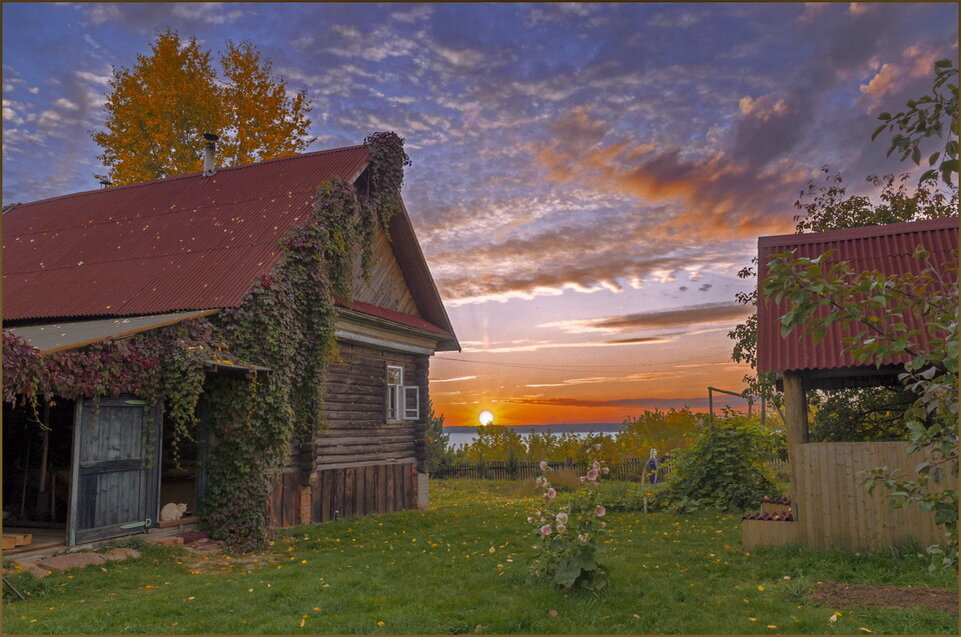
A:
[443,423,624,449]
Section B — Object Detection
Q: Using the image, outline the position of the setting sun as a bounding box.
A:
[478,410,494,426]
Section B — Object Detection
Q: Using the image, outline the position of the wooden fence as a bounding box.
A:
[433,458,671,483]
[792,442,941,550]
[268,462,418,528]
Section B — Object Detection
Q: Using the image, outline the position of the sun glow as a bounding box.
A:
[478,410,494,426]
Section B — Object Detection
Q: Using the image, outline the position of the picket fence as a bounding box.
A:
[432,458,671,482]
[434,457,790,483]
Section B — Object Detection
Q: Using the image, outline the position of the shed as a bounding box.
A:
[2,140,458,549]
[756,216,957,550]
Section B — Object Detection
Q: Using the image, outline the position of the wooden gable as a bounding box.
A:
[350,222,419,316]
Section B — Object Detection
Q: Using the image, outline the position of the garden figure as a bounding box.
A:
[647,448,660,485]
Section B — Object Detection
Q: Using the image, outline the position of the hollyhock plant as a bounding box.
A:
[529,444,610,591]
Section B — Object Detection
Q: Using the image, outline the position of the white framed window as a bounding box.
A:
[385,364,420,422]
[387,365,404,421]
[404,385,419,420]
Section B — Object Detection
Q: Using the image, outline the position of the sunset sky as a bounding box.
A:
[3,3,957,427]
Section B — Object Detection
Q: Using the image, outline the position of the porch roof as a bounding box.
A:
[7,310,219,354]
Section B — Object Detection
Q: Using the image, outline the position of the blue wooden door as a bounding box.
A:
[69,396,162,545]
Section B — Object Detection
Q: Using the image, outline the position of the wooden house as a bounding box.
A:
[2,142,458,549]
[754,216,956,550]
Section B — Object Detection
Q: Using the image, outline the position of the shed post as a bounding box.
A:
[782,371,808,522]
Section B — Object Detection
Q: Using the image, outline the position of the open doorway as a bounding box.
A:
[2,398,75,552]
[158,410,207,523]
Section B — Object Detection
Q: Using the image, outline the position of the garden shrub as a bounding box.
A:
[600,482,659,512]
[424,405,454,474]
[547,468,583,492]
[529,445,610,591]
[655,411,779,511]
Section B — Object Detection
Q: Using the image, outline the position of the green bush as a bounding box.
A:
[529,450,610,591]
[425,405,454,473]
[656,411,779,511]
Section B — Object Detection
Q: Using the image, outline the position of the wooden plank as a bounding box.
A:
[314,451,419,465]
[310,475,322,524]
[409,464,417,509]
[282,471,299,527]
[395,464,404,511]
[354,465,365,516]
[364,465,376,516]
[375,465,385,514]
[321,470,333,522]
[332,469,344,520]
[386,465,395,512]
[344,468,355,518]
[741,521,799,550]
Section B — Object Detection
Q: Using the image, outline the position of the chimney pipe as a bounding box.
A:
[203,133,219,176]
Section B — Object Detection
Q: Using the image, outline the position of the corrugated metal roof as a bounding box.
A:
[757,216,958,374]
[8,310,218,354]
[9,311,272,375]
[3,146,370,321]
[344,300,452,336]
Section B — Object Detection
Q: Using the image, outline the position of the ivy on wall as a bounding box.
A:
[2,131,410,550]
[3,319,215,465]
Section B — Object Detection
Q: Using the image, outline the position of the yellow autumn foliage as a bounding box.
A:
[93,30,313,186]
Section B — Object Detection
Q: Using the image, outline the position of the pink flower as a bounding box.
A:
[599,521,606,528]
[527,516,535,523]
[601,467,610,475]
[548,609,558,617]
[587,469,598,481]
[579,476,586,483]
[540,524,552,536]
[556,512,568,524]
[556,524,567,533]
[593,443,602,451]
[545,488,557,499]
[595,506,606,517]
[592,461,600,471]
[539,460,548,471]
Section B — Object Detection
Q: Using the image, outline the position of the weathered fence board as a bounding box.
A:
[432,459,670,482]
[792,442,941,551]
[274,461,418,527]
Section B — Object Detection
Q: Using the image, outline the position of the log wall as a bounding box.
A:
[268,340,429,528]
[316,341,428,471]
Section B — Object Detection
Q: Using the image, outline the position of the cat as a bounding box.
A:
[159,502,188,522]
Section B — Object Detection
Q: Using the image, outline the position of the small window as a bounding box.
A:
[403,386,419,420]
[386,365,404,421]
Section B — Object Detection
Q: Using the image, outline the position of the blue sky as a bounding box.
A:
[3,2,957,425]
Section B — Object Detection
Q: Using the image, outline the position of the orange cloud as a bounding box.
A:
[535,108,801,241]
[860,44,948,107]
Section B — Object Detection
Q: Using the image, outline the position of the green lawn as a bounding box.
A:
[3,479,957,634]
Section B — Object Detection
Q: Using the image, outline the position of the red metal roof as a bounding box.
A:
[3,145,454,343]
[344,299,451,336]
[757,216,958,374]
[3,146,370,321]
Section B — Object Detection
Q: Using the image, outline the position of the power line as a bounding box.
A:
[434,351,734,374]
